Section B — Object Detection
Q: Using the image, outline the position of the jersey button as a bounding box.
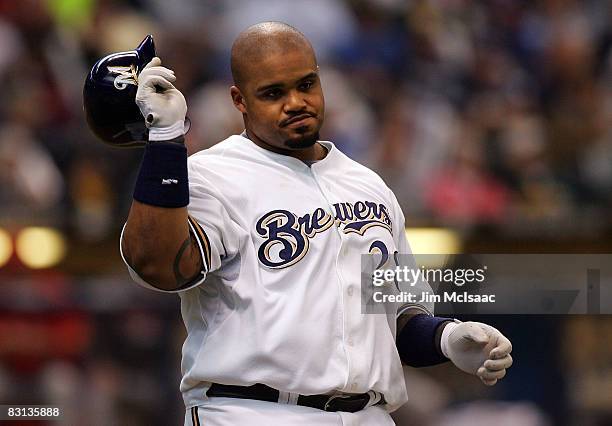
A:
[347,286,354,296]
[347,338,354,346]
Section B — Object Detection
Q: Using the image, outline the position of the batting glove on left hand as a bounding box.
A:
[441,321,513,386]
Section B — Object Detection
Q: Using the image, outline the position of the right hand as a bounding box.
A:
[135,57,187,141]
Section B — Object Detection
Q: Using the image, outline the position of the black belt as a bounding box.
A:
[207,383,385,413]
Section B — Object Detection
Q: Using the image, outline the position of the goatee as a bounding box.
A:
[285,131,320,149]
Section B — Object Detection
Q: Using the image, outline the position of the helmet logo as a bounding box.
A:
[107,65,138,90]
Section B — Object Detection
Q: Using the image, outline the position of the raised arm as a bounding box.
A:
[121,57,202,291]
[122,201,202,290]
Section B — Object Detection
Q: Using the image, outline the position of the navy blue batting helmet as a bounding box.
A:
[83,35,155,147]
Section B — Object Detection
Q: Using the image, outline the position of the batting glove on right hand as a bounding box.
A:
[441,321,513,386]
[135,57,187,141]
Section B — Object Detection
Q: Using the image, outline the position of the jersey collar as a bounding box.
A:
[238,132,337,171]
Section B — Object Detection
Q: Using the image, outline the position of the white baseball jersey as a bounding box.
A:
[121,134,434,413]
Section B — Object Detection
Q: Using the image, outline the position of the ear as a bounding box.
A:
[230,86,247,114]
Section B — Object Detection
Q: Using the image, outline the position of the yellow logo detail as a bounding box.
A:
[107,65,138,90]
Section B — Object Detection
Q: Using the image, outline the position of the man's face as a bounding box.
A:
[233,49,325,151]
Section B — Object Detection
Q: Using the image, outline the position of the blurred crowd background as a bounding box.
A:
[0,0,610,425]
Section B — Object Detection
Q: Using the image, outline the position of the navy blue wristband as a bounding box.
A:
[396,314,450,367]
[133,141,189,207]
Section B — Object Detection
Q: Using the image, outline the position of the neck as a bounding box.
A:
[245,130,327,162]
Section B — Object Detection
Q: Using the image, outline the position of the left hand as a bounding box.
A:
[440,321,513,386]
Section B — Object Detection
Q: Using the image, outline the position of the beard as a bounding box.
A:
[284,130,320,150]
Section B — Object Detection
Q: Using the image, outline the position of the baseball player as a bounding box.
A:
[120,22,513,426]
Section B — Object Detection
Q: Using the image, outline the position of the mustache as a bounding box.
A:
[280,112,316,127]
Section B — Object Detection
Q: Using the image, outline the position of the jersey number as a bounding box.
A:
[368,240,401,291]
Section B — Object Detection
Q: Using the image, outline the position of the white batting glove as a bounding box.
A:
[135,57,187,141]
[440,321,513,386]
